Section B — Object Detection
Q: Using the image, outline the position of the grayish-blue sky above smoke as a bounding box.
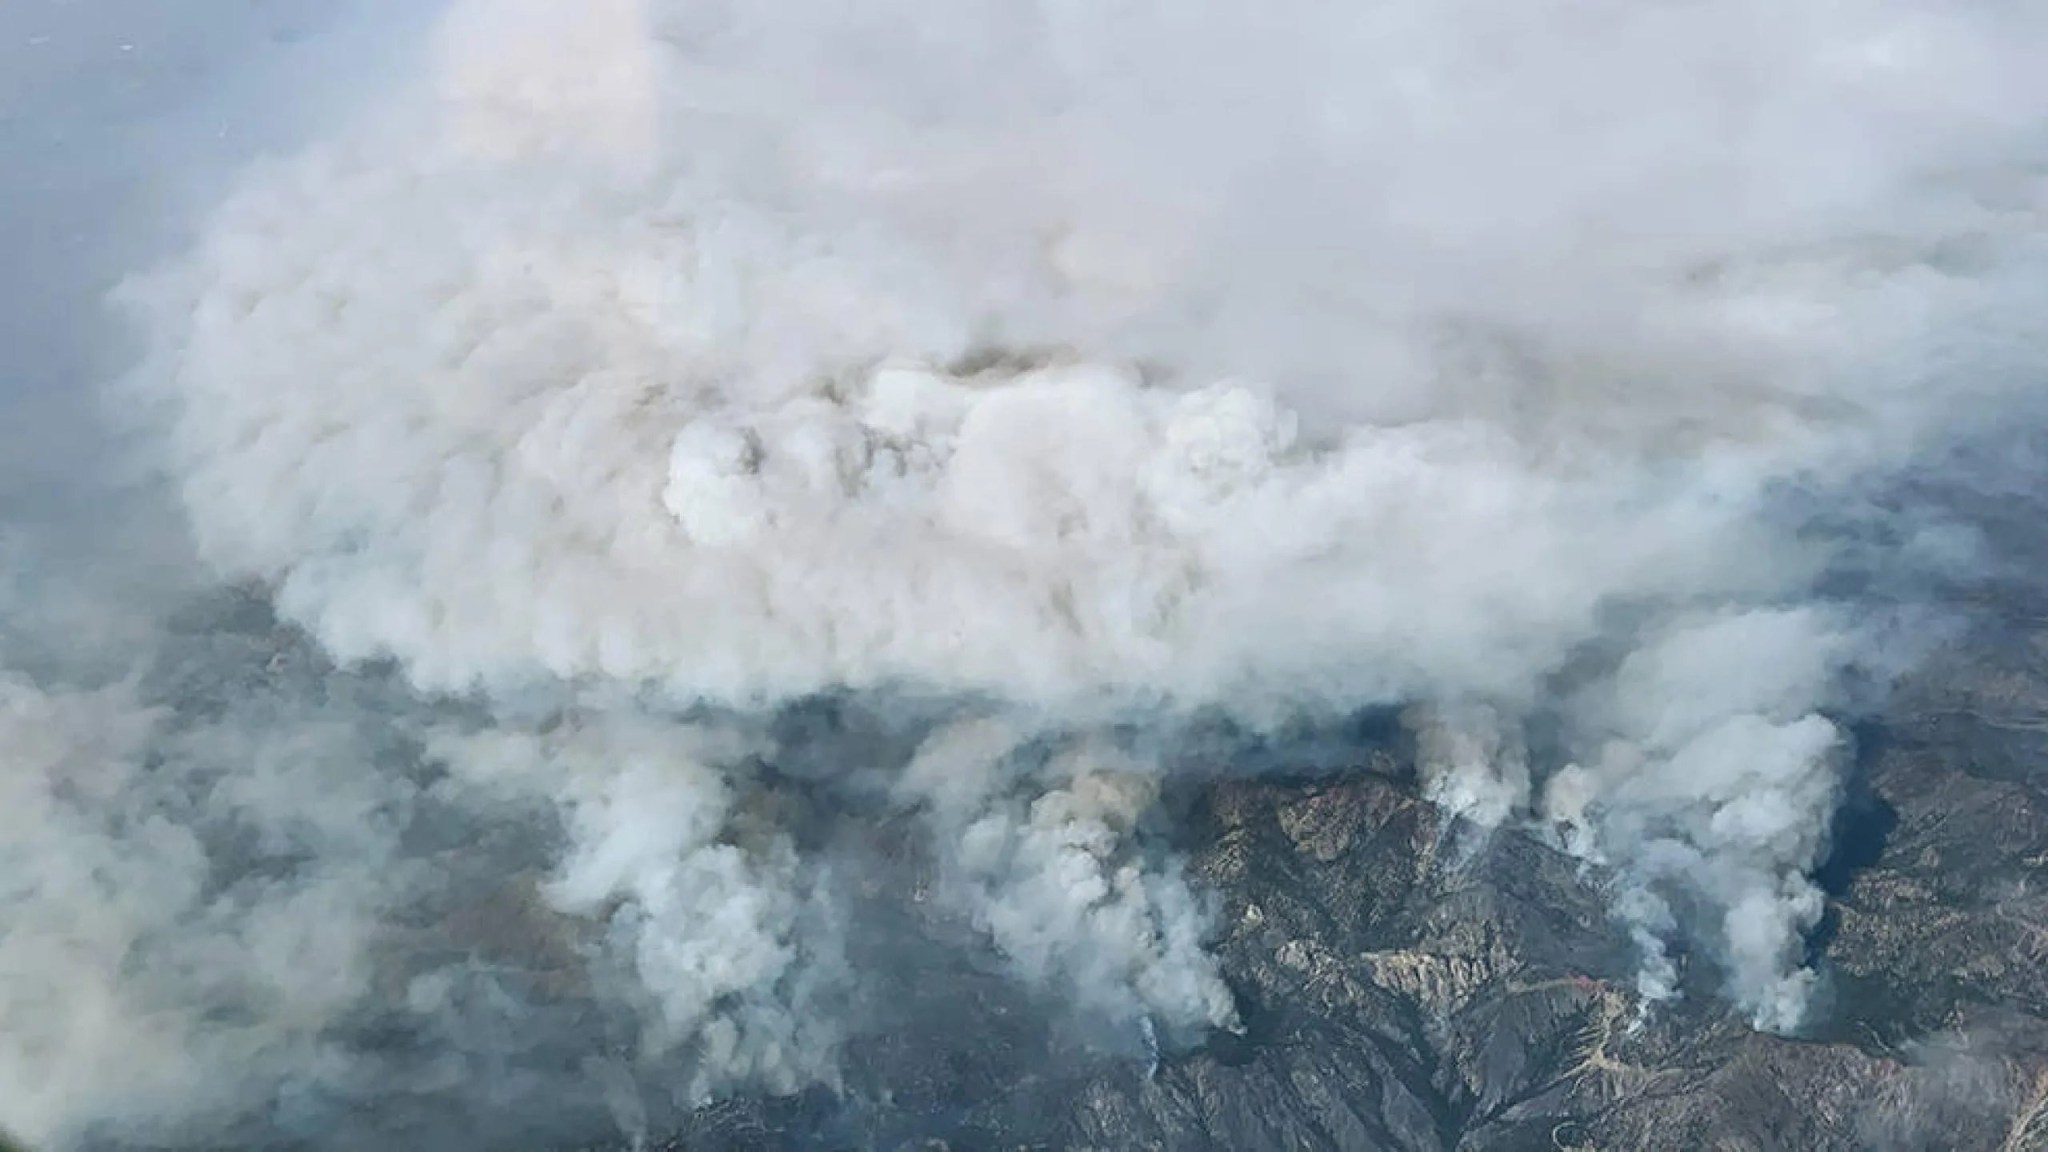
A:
[6,2,2048,1148]
[0,0,423,506]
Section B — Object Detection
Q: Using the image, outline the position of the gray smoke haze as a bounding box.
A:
[7,0,2048,1147]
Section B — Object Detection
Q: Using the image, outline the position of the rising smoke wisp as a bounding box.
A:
[7,0,2048,1146]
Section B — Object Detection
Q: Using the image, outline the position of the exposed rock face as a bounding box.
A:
[640,609,2048,1152]
[25,580,2048,1152]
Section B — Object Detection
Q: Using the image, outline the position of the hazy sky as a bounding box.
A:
[0,0,423,506]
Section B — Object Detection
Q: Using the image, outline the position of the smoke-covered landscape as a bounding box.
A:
[7,1,2048,1148]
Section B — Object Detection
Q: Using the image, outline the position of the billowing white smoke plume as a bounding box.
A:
[1540,607,1856,1027]
[0,635,417,1149]
[896,719,1238,1033]
[10,0,2044,1140]
[431,714,848,1105]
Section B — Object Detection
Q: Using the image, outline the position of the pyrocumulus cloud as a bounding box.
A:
[8,0,2048,1145]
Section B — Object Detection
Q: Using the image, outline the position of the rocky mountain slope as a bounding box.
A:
[33,527,2048,1152]
[648,583,2048,1150]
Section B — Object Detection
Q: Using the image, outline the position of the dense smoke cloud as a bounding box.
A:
[0,581,425,1148]
[7,0,2048,1145]
[432,713,851,1106]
